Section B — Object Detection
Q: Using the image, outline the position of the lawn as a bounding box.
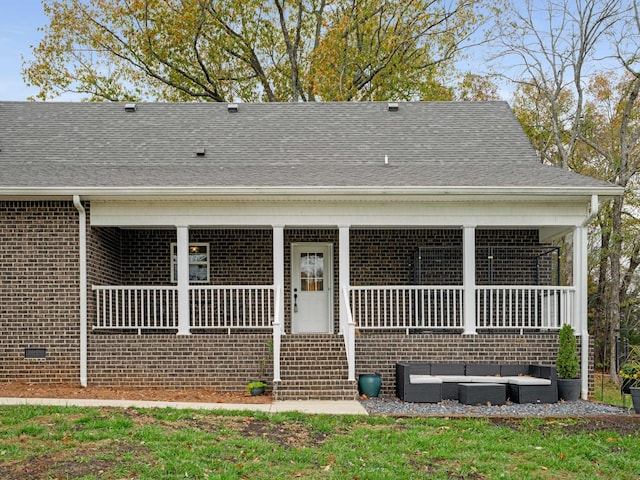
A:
[592,373,633,408]
[0,405,638,479]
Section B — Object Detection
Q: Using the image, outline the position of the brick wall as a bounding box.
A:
[0,201,80,383]
[1,204,586,396]
[355,332,594,396]
[88,332,273,390]
[118,228,273,285]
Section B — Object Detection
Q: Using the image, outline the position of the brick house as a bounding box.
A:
[0,101,621,400]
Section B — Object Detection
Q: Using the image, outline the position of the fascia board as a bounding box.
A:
[0,185,624,201]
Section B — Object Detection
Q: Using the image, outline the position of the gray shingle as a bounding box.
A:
[0,101,618,190]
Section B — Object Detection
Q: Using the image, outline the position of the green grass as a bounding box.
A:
[0,405,638,479]
[593,373,630,407]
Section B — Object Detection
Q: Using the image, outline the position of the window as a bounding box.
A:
[171,243,209,283]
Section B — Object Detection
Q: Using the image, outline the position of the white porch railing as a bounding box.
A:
[348,285,575,331]
[190,286,274,331]
[93,286,178,332]
[476,286,575,331]
[350,286,464,331]
[93,285,274,333]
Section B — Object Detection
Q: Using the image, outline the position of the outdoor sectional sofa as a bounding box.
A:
[395,363,558,404]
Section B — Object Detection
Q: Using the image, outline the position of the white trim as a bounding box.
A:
[0,185,623,199]
[90,198,596,229]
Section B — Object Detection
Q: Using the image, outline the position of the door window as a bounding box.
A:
[300,252,324,291]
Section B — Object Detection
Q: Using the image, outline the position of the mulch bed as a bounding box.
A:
[0,382,272,404]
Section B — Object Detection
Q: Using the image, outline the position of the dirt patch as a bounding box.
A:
[238,417,331,448]
[0,382,271,404]
[0,441,151,480]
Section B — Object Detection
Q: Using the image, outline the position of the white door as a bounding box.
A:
[291,243,333,333]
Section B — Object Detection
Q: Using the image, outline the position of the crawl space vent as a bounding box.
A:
[24,348,47,359]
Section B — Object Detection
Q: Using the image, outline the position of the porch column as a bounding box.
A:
[272,225,285,332]
[176,225,191,335]
[573,225,589,400]
[339,225,350,334]
[339,225,355,381]
[463,226,477,335]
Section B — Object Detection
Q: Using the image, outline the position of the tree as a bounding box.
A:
[493,0,640,381]
[24,0,490,102]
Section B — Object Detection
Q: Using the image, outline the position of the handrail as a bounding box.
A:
[342,286,356,381]
[272,285,282,382]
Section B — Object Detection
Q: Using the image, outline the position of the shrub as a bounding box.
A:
[556,324,579,379]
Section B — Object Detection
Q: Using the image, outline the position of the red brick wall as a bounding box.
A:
[0,201,80,383]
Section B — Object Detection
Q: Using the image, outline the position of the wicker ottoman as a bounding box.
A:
[458,383,506,405]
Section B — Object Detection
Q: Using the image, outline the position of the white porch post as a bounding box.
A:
[573,225,589,400]
[273,225,285,333]
[272,225,284,383]
[463,226,477,335]
[176,225,191,335]
[339,225,350,334]
[339,225,355,381]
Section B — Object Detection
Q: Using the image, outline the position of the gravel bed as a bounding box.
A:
[360,395,633,416]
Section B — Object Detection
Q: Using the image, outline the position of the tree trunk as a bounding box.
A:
[609,195,624,383]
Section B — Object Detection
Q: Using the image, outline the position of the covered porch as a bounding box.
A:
[86,194,593,399]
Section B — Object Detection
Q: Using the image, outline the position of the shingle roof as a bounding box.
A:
[0,101,618,192]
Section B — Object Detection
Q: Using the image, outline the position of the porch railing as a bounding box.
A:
[476,286,575,331]
[350,286,464,331]
[349,285,575,332]
[93,286,178,332]
[190,286,274,331]
[93,285,274,333]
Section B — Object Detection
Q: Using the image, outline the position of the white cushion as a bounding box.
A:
[409,375,443,384]
[435,375,469,383]
[508,377,551,386]
[468,376,510,384]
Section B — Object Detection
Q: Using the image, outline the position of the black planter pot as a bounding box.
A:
[557,378,581,401]
[630,388,640,414]
[621,378,636,395]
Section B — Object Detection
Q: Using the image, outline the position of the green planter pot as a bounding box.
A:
[250,386,265,396]
[630,388,640,414]
[358,373,382,397]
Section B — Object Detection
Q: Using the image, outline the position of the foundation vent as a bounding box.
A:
[24,348,47,359]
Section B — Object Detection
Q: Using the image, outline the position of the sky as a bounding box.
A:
[0,1,50,101]
[0,1,628,103]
